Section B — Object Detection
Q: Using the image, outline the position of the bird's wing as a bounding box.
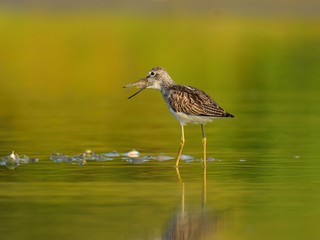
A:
[167,85,228,117]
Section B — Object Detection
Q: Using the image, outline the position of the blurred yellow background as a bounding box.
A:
[1,2,320,240]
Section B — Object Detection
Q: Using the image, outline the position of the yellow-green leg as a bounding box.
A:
[203,167,207,207]
[175,124,185,168]
[201,124,207,168]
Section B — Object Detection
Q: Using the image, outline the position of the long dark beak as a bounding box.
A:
[123,78,148,99]
[127,86,147,99]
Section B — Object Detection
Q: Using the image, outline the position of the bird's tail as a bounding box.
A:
[225,112,235,118]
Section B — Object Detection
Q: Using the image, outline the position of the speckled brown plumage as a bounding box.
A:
[164,84,234,118]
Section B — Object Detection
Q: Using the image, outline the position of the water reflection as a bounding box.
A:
[161,168,227,240]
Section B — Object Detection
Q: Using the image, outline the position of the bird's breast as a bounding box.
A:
[169,108,216,125]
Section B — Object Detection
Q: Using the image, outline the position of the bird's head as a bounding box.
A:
[124,67,174,99]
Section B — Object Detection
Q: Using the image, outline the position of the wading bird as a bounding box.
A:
[124,67,234,168]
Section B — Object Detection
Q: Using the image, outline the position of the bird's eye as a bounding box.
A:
[150,71,155,76]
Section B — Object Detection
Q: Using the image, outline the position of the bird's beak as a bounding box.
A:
[123,78,149,99]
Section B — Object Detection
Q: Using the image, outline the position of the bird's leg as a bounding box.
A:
[201,124,207,168]
[175,124,185,168]
[202,167,207,208]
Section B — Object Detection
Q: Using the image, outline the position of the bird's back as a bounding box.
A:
[163,84,234,118]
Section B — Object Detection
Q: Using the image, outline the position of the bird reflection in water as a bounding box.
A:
[161,168,227,240]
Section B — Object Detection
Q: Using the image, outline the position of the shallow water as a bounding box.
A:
[0,12,320,240]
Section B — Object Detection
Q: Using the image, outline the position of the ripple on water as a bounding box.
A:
[0,149,201,170]
[0,151,39,170]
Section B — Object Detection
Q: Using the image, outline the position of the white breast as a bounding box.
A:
[169,108,217,125]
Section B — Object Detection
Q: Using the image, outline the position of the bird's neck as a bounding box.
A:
[159,77,175,97]
[160,83,174,99]
[161,78,174,88]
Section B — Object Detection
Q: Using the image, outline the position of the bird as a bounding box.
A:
[124,67,234,168]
